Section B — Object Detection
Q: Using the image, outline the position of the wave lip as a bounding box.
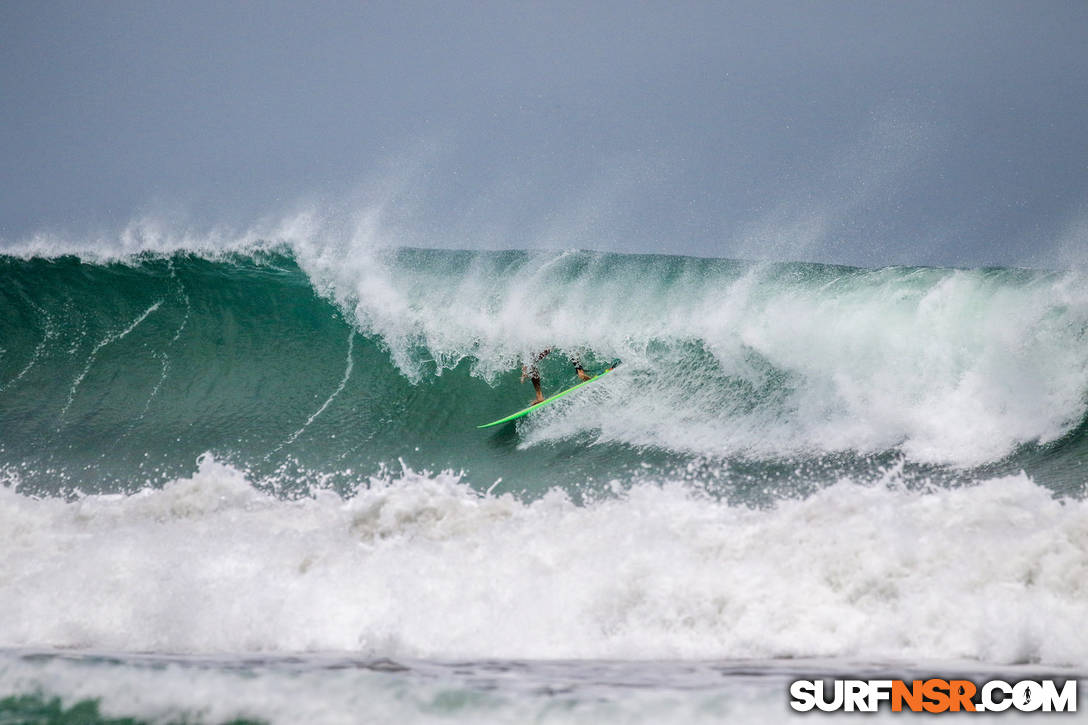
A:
[1,457,1085,665]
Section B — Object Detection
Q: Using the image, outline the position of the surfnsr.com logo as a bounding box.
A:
[789,679,1077,713]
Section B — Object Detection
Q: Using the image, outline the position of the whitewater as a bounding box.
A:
[2,233,1087,723]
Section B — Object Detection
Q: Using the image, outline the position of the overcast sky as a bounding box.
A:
[2,0,1086,266]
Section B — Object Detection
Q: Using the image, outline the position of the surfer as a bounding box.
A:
[521,349,592,405]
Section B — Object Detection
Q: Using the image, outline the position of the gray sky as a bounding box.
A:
[2,0,1087,267]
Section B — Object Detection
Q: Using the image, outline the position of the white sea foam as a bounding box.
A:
[292,242,1088,466]
[1,457,1085,665]
[208,208,1087,466]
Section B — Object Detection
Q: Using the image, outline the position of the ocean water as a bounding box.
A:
[1,239,1087,723]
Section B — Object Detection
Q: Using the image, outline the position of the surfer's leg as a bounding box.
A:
[522,361,545,404]
[522,351,550,403]
[571,357,592,381]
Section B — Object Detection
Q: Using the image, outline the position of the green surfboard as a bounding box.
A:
[477,366,618,429]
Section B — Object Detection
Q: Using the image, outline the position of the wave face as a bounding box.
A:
[2,244,1088,671]
[1,248,1086,496]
